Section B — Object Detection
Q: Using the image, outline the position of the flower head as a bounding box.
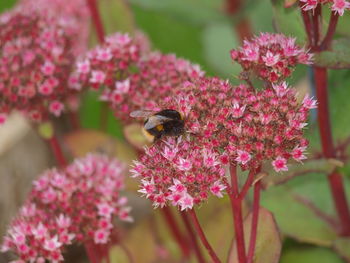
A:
[72,32,150,90]
[132,76,315,208]
[2,154,131,262]
[0,5,85,124]
[231,33,312,83]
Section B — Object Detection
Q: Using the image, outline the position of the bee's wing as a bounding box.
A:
[144,115,171,130]
[130,110,154,118]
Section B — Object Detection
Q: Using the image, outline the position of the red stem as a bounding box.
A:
[85,243,100,263]
[314,67,334,157]
[319,12,339,51]
[246,181,261,263]
[180,211,206,263]
[299,3,313,46]
[229,165,247,263]
[48,136,67,167]
[225,0,252,43]
[161,207,191,258]
[312,4,321,46]
[313,67,350,235]
[188,209,221,263]
[86,0,105,43]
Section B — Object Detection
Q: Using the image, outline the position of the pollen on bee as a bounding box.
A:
[156,124,164,131]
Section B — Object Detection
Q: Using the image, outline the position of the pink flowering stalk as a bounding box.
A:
[131,76,315,262]
[0,6,84,125]
[1,154,132,263]
[103,52,204,124]
[297,0,350,235]
[230,33,312,83]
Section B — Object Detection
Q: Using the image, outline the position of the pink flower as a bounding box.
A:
[77,59,90,74]
[32,223,48,239]
[97,203,115,218]
[56,214,71,228]
[114,79,130,94]
[302,94,317,109]
[300,0,318,11]
[41,61,55,75]
[138,179,156,197]
[231,103,246,118]
[272,156,288,172]
[94,229,109,244]
[235,150,252,165]
[49,101,64,117]
[210,181,227,198]
[177,157,193,171]
[262,51,280,66]
[44,236,61,251]
[162,145,179,160]
[96,47,112,61]
[272,82,289,97]
[332,0,350,15]
[179,193,194,211]
[90,70,106,84]
[292,145,307,162]
[169,179,187,193]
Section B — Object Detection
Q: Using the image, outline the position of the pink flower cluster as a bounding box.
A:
[0,0,88,125]
[300,0,350,16]
[230,33,312,83]
[131,137,227,210]
[20,0,90,55]
[71,32,149,92]
[103,52,204,123]
[131,77,316,209]
[1,154,132,262]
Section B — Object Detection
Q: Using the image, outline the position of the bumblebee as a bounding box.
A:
[130,109,185,141]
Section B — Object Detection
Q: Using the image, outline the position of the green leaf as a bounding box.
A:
[271,0,307,44]
[228,208,282,263]
[314,38,350,69]
[129,0,226,26]
[99,0,135,34]
[79,91,124,139]
[202,23,241,79]
[280,247,343,263]
[0,0,16,12]
[328,69,350,141]
[131,5,212,73]
[249,0,274,33]
[333,238,350,261]
[261,182,338,246]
